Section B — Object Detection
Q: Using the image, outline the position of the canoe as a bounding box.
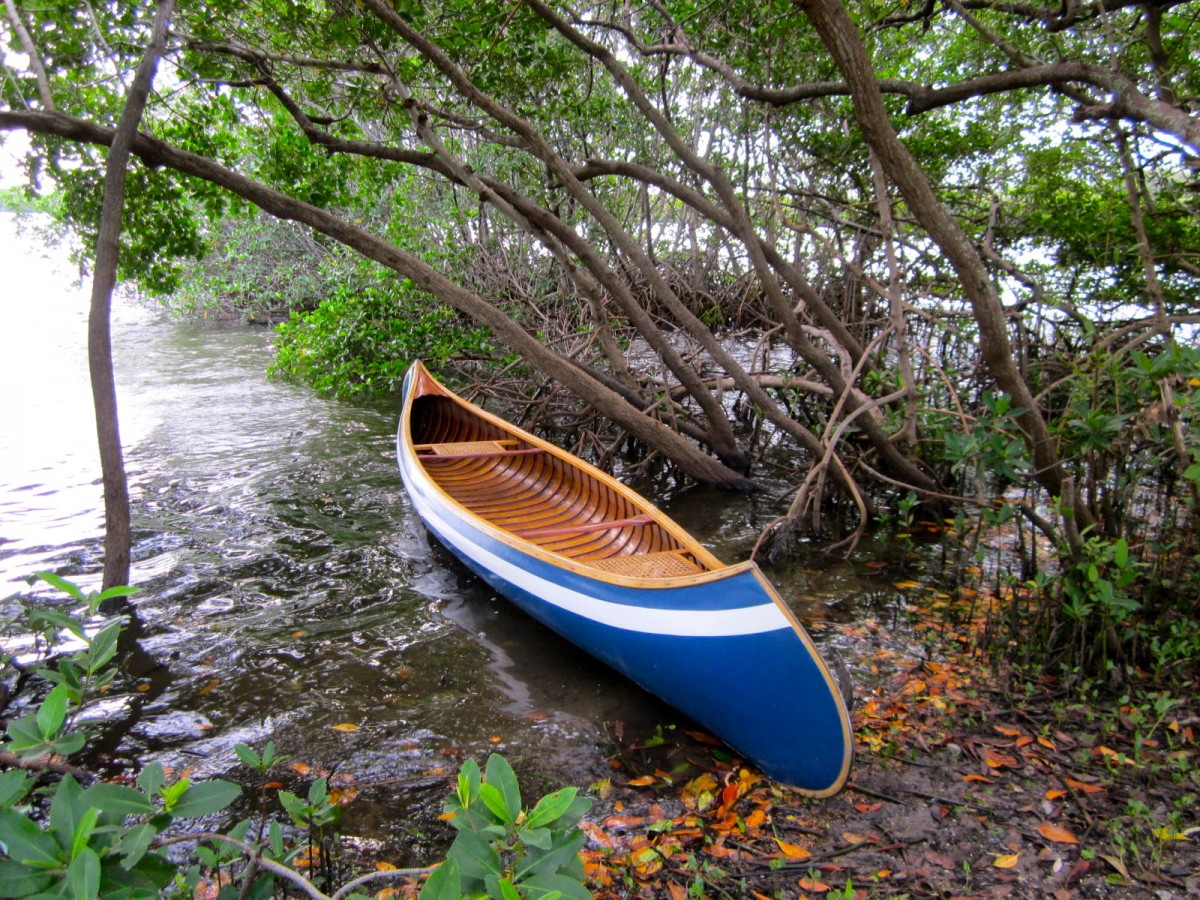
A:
[396,361,852,795]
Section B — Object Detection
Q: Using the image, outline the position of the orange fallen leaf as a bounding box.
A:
[197,680,220,696]
[993,725,1022,737]
[488,735,502,744]
[854,802,882,813]
[332,723,359,732]
[666,882,687,900]
[984,752,1019,768]
[375,862,397,872]
[290,762,312,775]
[627,775,657,787]
[893,580,922,589]
[1036,822,1080,844]
[841,832,871,844]
[993,854,1020,868]
[798,876,830,892]
[774,838,812,859]
[1038,736,1058,751]
[1065,778,1104,794]
[963,774,992,783]
[1045,789,1067,800]
[684,730,723,746]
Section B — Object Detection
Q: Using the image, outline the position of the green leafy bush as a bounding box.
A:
[269,263,492,399]
[421,754,594,900]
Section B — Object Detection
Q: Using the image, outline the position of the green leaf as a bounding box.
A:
[234,744,262,769]
[114,823,157,870]
[479,783,514,825]
[50,776,85,854]
[67,847,100,900]
[0,809,62,866]
[168,780,241,818]
[418,858,461,900]
[524,788,578,830]
[35,572,86,602]
[484,754,520,821]
[86,621,122,672]
[268,820,284,858]
[70,807,100,860]
[446,829,502,882]
[37,684,71,740]
[514,830,584,883]
[457,759,481,807]
[80,783,154,816]
[138,763,165,797]
[518,872,592,900]
[518,827,552,850]
[0,770,31,808]
[1114,538,1129,568]
[497,877,521,900]
[0,860,54,897]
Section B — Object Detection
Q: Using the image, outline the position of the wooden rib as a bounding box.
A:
[515,514,654,540]
[420,448,546,460]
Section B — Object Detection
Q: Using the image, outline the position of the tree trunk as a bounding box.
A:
[88,0,175,590]
[799,0,1089,529]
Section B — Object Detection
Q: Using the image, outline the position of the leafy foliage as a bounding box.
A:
[423,754,594,900]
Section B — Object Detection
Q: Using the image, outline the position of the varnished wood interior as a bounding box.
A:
[409,392,713,576]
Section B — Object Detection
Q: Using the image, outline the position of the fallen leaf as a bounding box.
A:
[1151,827,1191,841]
[290,762,312,775]
[375,862,397,872]
[984,752,1019,768]
[1045,789,1067,800]
[1037,822,1080,845]
[684,730,723,746]
[488,735,502,744]
[601,815,645,829]
[854,802,882,813]
[1065,778,1103,794]
[197,679,220,696]
[798,876,830,892]
[627,775,657,787]
[666,882,687,900]
[332,723,359,732]
[774,838,812,859]
[893,580,922,589]
[993,725,1022,737]
[994,854,1020,868]
[1099,853,1131,882]
[842,832,871,845]
[964,774,992,783]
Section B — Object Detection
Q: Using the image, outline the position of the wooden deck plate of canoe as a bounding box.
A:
[396,361,852,794]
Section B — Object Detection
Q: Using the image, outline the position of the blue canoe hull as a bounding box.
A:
[397,363,852,795]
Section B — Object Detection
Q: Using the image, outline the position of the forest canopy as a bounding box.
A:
[1,0,1198,673]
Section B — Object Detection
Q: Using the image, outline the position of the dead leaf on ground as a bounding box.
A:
[773,838,812,859]
[1036,822,1080,844]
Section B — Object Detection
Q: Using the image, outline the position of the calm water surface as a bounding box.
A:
[0,214,915,861]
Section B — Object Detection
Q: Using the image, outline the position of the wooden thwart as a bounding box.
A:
[416,439,546,461]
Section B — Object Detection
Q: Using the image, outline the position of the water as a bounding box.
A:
[0,215,910,861]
